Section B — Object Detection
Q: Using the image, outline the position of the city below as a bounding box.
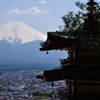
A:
[0,68,67,100]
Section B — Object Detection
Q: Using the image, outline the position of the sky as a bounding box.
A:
[0,0,88,34]
[0,0,92,67]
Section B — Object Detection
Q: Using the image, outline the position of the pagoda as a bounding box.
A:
[37,0,100,99]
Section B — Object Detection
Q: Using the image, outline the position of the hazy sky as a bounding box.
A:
[0,0,88,34]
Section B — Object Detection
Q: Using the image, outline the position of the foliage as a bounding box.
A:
[60,11,84,32]
[59,1,100,32]
[59,1,86,32]
[59,1,100,51]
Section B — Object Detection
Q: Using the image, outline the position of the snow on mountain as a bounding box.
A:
[0,21,46,44]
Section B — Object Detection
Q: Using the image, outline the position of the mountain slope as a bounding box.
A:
[0,40,67,67]
[0,21,46,44]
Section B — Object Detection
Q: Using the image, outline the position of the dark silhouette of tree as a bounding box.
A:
[59,1,100,33]
[59,0,100,51]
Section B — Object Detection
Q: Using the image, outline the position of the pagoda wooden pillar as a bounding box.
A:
[73,80,77,96]
[67,80,72,98]
[67,43,78,98]
[67,80,78,98]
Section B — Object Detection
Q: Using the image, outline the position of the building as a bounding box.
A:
[38,0,100,99]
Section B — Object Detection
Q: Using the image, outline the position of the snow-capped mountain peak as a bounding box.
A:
[0,21,46,44]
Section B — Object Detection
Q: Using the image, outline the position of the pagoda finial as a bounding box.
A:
[87,0,97,13]
[83,0,98,31]
[90,0,94,2]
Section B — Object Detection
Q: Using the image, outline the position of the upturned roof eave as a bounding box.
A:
[43,64,100,81]
[40,32,77,51]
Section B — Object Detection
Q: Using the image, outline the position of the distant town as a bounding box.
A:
[0,69,67,100]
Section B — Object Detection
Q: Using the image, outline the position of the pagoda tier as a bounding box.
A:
[43,64,100,81]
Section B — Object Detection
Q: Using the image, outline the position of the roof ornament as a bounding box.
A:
[83,0,98,32]
[87,0,97,13]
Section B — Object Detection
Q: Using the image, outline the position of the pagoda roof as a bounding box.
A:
[42,64,100,81]
[40,32,77,51]
[40,31,100,51]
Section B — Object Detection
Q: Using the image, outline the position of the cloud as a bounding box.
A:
[7,7,47,15]
[38,0,47,4]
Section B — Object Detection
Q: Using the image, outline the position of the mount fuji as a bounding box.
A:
[0,21,46,44]
[0,21,66,70]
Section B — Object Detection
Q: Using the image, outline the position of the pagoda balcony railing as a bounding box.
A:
[48,31,67,36]
[47,31,75,38]
[47,31,100,39]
